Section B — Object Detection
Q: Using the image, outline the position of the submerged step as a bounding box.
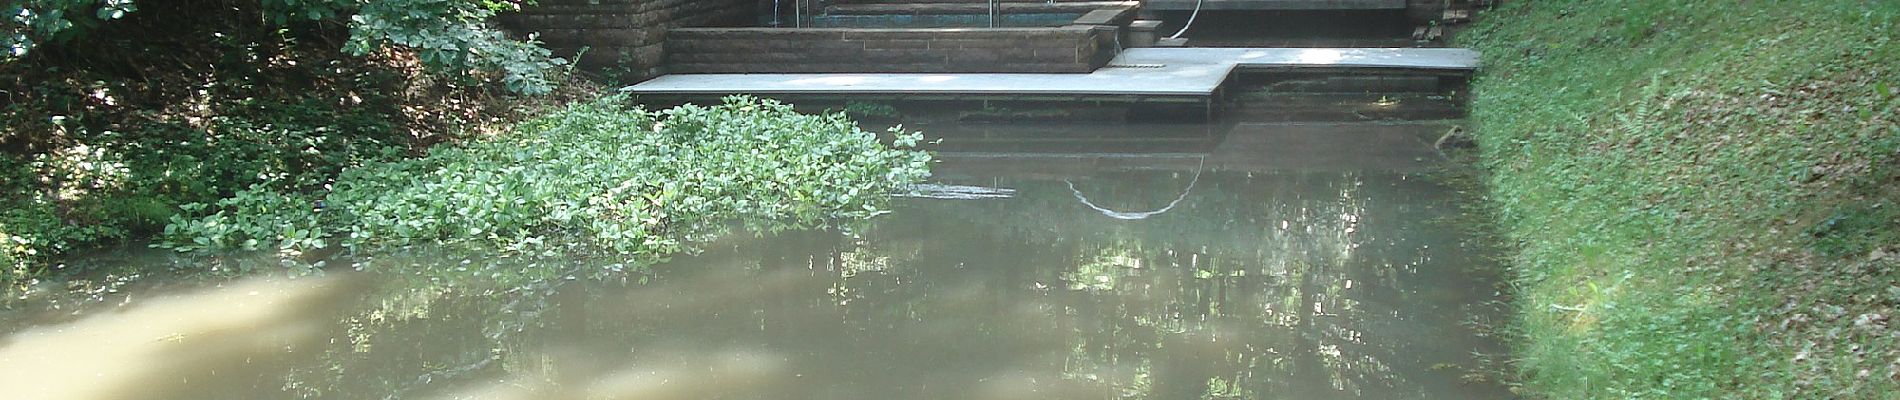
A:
[827,1,1139,15]
[1143,0,1407,11]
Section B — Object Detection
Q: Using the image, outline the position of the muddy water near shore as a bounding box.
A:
[1,116,1513,399]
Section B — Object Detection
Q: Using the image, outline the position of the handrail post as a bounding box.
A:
[989,0,997,28]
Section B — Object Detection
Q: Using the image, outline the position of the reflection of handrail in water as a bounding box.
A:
[898,184,1017,200]
[1170,0,1205,39]
[1065,157,1206,220]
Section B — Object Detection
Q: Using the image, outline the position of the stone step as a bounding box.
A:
[826,1,1137,15]
[830,0,1103,4]
[1441,8,1470,23]
[1411,25,1442,41]
[1143,0,1408,11]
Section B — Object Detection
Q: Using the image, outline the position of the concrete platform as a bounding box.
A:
[622,47,1477,101]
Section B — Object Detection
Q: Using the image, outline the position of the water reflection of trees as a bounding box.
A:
[826,170,1509,399]
[86,169,1509,399]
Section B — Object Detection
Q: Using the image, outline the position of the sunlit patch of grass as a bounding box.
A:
[1458,0,1900,397]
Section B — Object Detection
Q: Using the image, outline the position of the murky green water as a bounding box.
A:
[0,118,1514,399]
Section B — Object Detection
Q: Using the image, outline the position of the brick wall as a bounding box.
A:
[500,0,759,80]
[667,26,1116,74]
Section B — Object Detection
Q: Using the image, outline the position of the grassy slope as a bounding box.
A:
[1458,1,1899,398]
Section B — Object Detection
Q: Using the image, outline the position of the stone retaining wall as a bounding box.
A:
[499,0,759,80]
[667,26,1116,73]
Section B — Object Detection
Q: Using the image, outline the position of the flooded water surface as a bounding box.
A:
[0,118,1514,399]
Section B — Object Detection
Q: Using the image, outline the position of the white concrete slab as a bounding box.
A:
[1117,47,1480,71]
[623,66,1232,97]
[622,47,1477,97]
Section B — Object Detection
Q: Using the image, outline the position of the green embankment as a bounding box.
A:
[1459,1,1898,398]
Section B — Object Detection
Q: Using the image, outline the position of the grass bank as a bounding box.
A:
[1458,1,1898,397]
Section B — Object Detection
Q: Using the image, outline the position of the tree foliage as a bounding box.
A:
[2,0,136,56]
[3,0,561,94]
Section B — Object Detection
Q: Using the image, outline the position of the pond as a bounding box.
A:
[0,114,1514,399]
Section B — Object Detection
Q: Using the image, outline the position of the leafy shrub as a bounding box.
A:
[1,158,40,285]
[0,197,119,253]
[112,99,406,200]
[163,186,327,253]
[30,99,406,231]
[0,196,122,284]
[341,0,564,94]
[0,137,131,285]
[1,0,567,284]
[0,96,408,279]
[161,96,933,264]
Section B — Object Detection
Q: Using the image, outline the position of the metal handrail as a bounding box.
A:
[989,0,997,28]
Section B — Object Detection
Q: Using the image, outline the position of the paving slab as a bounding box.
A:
[622,47,1477,98]
[829,1,1140,15]
[1115,47,1479,71]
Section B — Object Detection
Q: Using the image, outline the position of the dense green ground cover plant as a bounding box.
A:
[160,96,932,269]
[1459,1,1898,397]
